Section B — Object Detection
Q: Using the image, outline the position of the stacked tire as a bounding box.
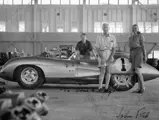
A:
[147,58,158,68]
[0,52,10,66]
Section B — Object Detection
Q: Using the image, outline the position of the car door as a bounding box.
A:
[37,58,77,78]
[61,60,78,77]
[76,59,99,77]
[48,60,77,78]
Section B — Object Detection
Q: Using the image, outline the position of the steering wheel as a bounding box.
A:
[67,53,79,60]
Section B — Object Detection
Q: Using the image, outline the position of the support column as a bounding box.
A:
[33,0,38,55]
[131,0,137,26]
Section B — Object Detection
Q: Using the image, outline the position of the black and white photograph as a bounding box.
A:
[0,0,159,120]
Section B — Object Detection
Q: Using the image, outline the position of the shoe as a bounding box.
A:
[137,89,145,94]
[97,88,104,92]
[102,88,114,93]
[132,88,145,94]
[108,86,116,92]
[132,89,140,93]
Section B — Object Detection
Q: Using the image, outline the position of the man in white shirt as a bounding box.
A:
[95,23,117,93]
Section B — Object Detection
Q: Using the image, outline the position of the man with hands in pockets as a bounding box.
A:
[95,23,117,93]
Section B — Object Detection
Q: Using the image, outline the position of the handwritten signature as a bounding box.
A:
[61,88,94,92]
[116,107,150,119]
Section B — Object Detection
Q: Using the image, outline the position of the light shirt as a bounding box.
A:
[95,33,117,51]
[129,32,145,49]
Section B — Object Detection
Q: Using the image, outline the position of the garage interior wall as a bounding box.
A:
[0,0,159,56]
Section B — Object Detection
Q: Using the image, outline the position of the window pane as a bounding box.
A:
[85,0,89,4]
[42,0,50,4]
[90,0,98,4]
[109,22,115,33]
[128,0,132,4]
[4,0,12,4]
[80,0,83,4]
[152,22,158,33]
[51,0,60,4]
[71,28,78,32]
[23,0,33,4]
[148,51,153,58]
[109,0,118,5]
[38,0,42,4]
[94,22,102,33]
[138,0,147,4]
[0,0,3,4]
[61,0,69,4]
[138,22,144,33]
[116,22,123,33]
[42,23,49,32]
[154,51,159,59]
[149,0,157,4]
[119,0,128,4]
[19,21,25,32]
[57,28,64,32]
[145,22,151,33]
[0,22,6,32]
[70,0,79,4]
[13,0,22,4]
[99,0,108,4]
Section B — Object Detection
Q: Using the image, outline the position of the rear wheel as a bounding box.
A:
[15,66,44,89]
[110,74,137,91]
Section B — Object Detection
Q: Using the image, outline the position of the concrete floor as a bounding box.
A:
[1,78,159,120]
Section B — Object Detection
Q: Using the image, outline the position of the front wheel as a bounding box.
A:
[15,66,44,89]
[110,74,137,91]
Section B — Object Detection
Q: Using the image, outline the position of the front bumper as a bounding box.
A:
[0,67,10,81]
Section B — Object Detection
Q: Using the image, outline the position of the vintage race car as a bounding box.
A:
[0,51,159,91]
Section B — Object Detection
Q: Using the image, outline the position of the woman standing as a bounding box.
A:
[129,24,147,94]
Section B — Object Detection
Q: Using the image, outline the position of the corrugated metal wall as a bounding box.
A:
[0,4,159,55]
[0,5,158,32]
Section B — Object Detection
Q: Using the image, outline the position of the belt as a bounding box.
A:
[99,49,111,51]
[130,47,141,51]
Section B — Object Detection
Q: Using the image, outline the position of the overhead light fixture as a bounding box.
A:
[57,13,60,16]
[104,13,107,16]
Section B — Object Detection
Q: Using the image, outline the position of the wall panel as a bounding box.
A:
[6,7,12,32]
[157,9,159,20]
[112,9,116,21]
[103,9,108,22]
[126,7,131,32]
[141,8,146,21]
[97,8,102,21]
[151,9,157,22]
[35,7,40,32]
[93,8,98,22]
[108,8,112,21]
[83,7,87,32]
[122,9,127,32]
[64,8,69,32]
[88,9,92,32]
[49,8,55,32]
[25,7,33,32]
[147,9,152,21]
[117,9,122,21]
[136,7,141,21]
[0,7,6,21]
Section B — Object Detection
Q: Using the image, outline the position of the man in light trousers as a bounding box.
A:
[95,23,117,93]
